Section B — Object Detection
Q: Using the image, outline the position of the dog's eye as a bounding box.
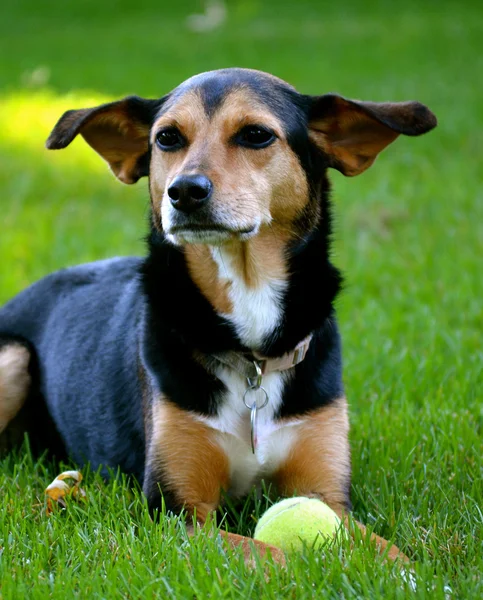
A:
[156,128,185,151]
[236,125,276,149]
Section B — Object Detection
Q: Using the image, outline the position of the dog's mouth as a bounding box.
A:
[167,224,258,245]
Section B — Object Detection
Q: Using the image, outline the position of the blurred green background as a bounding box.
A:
[1,0,482,596]
[1,0,482,300]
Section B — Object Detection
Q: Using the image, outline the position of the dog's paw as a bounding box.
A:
[220,530,286,568]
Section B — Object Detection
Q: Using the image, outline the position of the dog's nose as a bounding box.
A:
[167,174,213,213]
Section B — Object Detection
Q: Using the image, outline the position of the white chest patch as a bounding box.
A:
[197,366,302,497]
[210,247,287,348]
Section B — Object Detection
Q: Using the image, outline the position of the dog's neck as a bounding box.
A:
[183,226,290,349]
[142,186,341,357]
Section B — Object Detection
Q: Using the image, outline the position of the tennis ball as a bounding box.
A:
[254,497,342,553]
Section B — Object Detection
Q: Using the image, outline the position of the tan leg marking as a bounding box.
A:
[148,399,230,522]
[272,398,351,508]
[272,398,408,562]
[0,345,31,433]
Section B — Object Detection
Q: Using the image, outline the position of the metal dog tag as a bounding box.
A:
[243,383,269,454]
[250,401,258,454]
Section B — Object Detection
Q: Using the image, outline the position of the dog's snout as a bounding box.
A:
[167,174,213,213]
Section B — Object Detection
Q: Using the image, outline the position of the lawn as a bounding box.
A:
[1,0,482,597]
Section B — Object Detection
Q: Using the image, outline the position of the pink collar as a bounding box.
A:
[211,335,313,380]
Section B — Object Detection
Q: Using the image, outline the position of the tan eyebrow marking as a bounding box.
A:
[211,89,285,140]
[151,91,208,143]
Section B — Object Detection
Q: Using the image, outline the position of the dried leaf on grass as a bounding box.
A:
[45,470,86,514]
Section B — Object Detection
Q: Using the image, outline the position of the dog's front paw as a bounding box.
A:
[220,530,286,568]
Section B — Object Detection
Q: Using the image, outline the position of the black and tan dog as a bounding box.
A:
[0,69,436,563]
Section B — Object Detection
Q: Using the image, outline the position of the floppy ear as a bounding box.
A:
[46,96,162,184]
[308,94,437,176]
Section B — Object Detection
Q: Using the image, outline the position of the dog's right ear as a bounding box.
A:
[46,96,163,184]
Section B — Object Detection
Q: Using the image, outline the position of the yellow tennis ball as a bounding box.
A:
[254,497,342,553]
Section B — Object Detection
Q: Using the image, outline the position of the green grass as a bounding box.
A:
[1,0,482,597]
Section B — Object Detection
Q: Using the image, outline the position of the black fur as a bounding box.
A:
[0,259,146,479]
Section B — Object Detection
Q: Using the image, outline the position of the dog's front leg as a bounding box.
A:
[143,398,230,521]
[272,398,409,563]
[143,398,285,565]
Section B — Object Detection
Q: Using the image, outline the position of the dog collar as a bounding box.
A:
[211,335,313,380]
[211,335,313,454]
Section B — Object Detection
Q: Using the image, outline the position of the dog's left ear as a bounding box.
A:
[308,94,437,176]
[46,96,163,184]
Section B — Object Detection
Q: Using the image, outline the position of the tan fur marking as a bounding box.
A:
[0,345,31,432]
[272,398,351,509]
[148,399,230,522]
[184,245,233,314]
[221,224,290,289]
[152,91,209,142]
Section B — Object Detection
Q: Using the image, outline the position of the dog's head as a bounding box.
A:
[47,68,436,246]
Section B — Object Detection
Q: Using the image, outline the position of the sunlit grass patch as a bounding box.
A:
[0,89,112,172]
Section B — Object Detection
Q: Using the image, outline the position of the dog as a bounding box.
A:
[0,68,436,564]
